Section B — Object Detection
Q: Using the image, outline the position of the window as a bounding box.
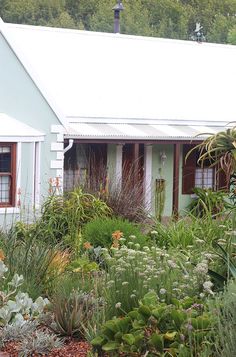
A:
[0,143,16,206]
[182,144,226,194]
[195,167,214,189]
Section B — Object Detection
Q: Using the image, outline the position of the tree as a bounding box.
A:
[2,0,236,44]
[227,25,236,44]
[89,0,152,36]
[0,0,75,28]
[65,0,98,29]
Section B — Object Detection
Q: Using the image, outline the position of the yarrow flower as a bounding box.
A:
[203,280,214,295]
[150,231,158,236]
[167,260,178,269]
[194,262,208,275]
[115,302,121,309]
[159,288,166,295]
[122,281,129,286]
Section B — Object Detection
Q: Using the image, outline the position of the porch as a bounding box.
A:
[63,140,226,218]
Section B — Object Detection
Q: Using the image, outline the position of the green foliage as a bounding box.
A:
[67,256,99,274]
[188,126,236,183]
[149,215,230,248]
[52,288,103,338]
[208,279,236,356]
[1,0,236,45]
[1,231,60,299]
[102,244,214,319]
[155,179,166,222]
[207,232,236,288]
[91,291,214,356]
[0,0,74,27]
[38,189,111,247]
[82,217,147,249]
[187,188,227,217]
[227,25,236,44]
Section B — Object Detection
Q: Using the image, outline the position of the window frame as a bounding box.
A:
[0,143,16,207]
[182,144,226,194]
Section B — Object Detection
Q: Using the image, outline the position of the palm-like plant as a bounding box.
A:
[189,127,236,184]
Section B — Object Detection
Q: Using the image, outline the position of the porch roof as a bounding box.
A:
[65,121,227,141]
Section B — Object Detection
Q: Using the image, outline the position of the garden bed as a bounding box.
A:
[2,339,90,357]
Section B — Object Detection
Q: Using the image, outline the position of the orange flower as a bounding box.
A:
[112,230,123,240]
[112,241,120,249]
[0,250,5,261]
[83,241,92,250]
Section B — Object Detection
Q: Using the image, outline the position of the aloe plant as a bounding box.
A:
[187,127,236,183]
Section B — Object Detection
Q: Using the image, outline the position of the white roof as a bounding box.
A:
[65,122,226,141]
[0,113,44,141]
[2,21,236,138]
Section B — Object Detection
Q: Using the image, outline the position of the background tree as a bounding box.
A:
[1,0,236,44]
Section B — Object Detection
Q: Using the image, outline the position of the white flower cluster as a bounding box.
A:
[103,244,212,306]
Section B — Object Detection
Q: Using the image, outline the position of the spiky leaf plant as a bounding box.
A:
[187,127,236,184]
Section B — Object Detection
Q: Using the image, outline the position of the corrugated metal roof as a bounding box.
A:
[3,22,236,125]
[65,122,225,140]
[0,113,44,140]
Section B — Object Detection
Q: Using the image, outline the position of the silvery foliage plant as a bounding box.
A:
[0,260,49,326]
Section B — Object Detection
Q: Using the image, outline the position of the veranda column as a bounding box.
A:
[144,144,153,212]
[172,143,180,218]
[115,143,123,190]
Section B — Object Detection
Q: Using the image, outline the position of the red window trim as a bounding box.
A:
[0,143,16,207]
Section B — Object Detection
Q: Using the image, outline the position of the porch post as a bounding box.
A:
[144,144,152,212]
[172,143,180,218]
[115,143,123,190]
[134,143,139,185]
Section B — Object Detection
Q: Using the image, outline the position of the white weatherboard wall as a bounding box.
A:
[0,33,62,223]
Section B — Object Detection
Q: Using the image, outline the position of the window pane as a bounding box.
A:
[195,168,214,189]
[0,147,11,172]
[0,176,10,203]
[0,147,10,153]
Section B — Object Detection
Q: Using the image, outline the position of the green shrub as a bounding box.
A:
[209,279,236,356]
[82,217,147,249]
[187,188,228,218]
[39,188,111,244]
[101,245,214,319]
[1,231,61,299]
[91,291,214,356]
[150,216,230,249]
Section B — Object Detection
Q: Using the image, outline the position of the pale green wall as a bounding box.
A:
[0,33,61,196]
[0,31,64,226]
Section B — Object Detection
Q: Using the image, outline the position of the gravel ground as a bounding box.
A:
[2,339,91,356]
